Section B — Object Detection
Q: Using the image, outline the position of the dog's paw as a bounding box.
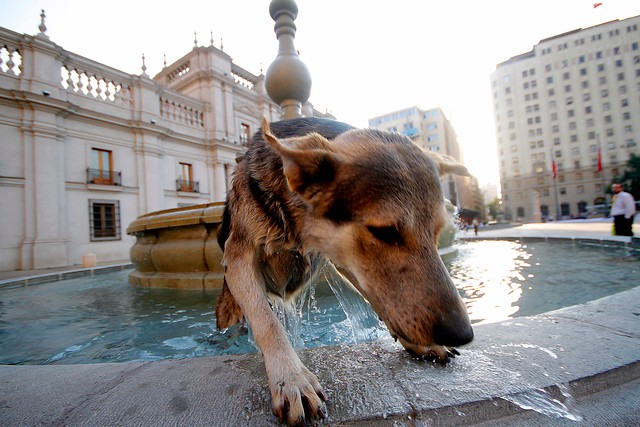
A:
[269,365,326,426]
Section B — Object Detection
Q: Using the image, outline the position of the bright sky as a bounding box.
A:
[1,0,639,189]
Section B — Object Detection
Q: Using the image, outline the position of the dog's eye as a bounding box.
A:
[366,225,403,245]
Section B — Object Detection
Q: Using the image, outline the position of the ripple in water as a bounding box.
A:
[0,241,637,365]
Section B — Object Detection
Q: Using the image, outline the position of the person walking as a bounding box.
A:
[611,183,636,236]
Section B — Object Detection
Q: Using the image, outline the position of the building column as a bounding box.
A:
[21,120,70,269]
[213,162,227,202]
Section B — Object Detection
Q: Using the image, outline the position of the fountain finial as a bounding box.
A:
[264,0,312,119]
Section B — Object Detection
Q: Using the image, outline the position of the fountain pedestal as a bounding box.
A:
[127,202,225,290]
[126,198,459,289]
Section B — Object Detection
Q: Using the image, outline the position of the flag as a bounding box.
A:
[552,158,558,179]
[597,145,603,172]
[593,3,603,8]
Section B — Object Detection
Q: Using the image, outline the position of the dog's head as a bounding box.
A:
[261,118,473,361]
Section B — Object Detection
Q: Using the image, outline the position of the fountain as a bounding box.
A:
[127,202,226,289]
[2,2,639,426]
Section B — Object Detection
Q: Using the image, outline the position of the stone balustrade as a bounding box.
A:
[60,64,130,105]
[0,43,22,76]
[230,64,256,89]
[159,93,205,128]
[167,61,191,82]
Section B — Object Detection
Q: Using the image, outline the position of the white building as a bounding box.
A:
[0,22,331,272]
[491,15,640,222]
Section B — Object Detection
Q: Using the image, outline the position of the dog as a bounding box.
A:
[215,117,473,425]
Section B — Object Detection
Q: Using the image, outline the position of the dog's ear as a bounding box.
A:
[425,151,470,177]
[261,117,337,199]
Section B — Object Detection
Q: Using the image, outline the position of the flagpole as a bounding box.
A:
[551,149,561,220]
[597,134,607,213]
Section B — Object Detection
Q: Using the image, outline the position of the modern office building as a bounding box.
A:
[491,15,640,222]
[0,21,329,271]
[368,106,480,216]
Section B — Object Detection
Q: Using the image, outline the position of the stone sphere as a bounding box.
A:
[265,55,312,105]
[269,0,298,20]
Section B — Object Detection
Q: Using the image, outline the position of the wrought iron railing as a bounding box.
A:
[176,178,199,193]
[87,168,121,186]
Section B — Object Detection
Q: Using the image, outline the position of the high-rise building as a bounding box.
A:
[491,15,640,222]
[368,106,480,216]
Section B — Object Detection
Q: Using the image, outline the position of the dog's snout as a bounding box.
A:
[433,319,474,347]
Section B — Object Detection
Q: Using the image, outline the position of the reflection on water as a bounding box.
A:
[0,240,638,365]
[449,241,639,325]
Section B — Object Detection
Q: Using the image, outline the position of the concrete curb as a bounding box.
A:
[0,263,133,289]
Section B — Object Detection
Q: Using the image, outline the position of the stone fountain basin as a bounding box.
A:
[127,202,226,290]
[126,200,459,290]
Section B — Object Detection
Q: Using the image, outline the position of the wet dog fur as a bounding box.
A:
[216,117,473,425]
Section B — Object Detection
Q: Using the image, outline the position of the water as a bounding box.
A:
[503,384,582,422]
[0,240,638,365]
[450,240,640,324]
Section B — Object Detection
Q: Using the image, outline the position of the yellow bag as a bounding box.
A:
[612,224,616,235]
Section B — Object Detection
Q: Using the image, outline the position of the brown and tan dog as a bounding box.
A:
[216,117,473,425]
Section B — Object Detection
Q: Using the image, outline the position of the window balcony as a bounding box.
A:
[87,168,121,186]
[176,178,199,193]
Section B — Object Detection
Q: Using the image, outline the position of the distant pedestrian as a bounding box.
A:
[472,218,479,236]
[611,183,636,236]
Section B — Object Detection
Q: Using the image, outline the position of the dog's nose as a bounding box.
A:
[433,319,474,347]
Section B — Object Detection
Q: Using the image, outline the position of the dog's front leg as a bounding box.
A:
[223,244,326,425]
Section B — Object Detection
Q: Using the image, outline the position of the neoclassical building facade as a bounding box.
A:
[0,23,327,271]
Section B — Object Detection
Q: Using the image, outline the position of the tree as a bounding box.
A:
[610,153,640,200]
[487,197,503,221]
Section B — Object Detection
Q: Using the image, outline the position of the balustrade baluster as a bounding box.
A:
[6,51,15,75]
[86,75,95,97]
[76,70,84,93]
[66,67,74,90]
[96,77,104,99]
[104,81,112,100]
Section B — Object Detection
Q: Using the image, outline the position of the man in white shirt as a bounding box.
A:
[611,183,636,236]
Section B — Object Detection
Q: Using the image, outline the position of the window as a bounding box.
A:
[578,201,587,213]
[178,162,198,192]
[89,199,121,241]
[240,123,251,145]
[90,148,115,185]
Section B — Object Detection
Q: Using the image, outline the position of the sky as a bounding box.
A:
[2,0,639,189]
